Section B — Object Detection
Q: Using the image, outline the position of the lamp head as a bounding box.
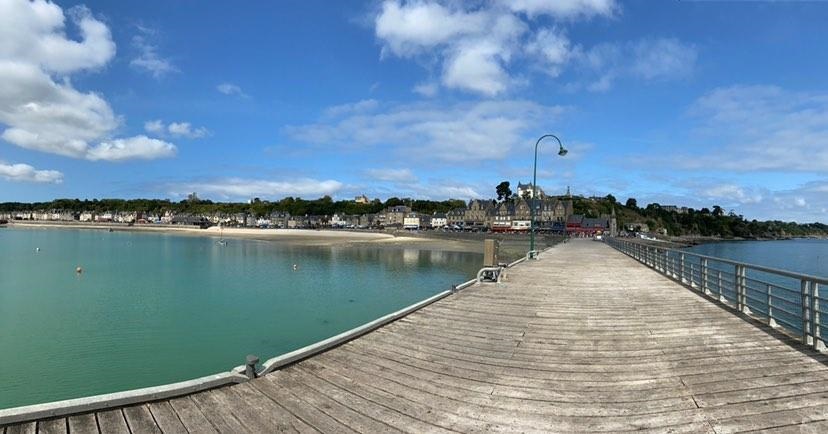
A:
[558,145,568,157]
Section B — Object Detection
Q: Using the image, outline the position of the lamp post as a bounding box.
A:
[529,134,567,258]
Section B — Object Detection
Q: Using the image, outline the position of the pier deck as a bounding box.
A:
[4,239,828,433]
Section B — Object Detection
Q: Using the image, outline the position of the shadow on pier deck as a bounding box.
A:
[4,239,828,433]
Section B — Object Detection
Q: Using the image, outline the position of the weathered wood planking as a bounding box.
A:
[3,239,828,432]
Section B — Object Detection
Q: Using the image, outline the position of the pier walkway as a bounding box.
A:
[4,240,828,433]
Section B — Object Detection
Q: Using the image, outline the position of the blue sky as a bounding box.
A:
[1,0,828,222]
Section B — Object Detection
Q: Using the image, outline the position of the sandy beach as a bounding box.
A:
[5,221,560,261]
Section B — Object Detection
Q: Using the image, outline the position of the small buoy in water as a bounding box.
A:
[35,247,40,252]
[76,266,83,274]
[292,264,298,271]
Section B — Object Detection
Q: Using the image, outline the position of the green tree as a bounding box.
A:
[625,198,637,209]
[496,181,512,202]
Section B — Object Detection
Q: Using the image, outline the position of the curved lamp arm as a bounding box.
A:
[530,134,568,255]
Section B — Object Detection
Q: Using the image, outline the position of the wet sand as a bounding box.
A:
[7,221,559,261]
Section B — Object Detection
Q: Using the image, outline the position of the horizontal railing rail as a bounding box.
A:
[606,237,827,352]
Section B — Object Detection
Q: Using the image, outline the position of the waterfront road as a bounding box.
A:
[4,239,828,433]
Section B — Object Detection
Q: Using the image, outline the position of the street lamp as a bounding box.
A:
[529,134,567,258]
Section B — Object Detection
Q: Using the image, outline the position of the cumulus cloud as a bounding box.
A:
[0,1,115,74]
[701,184,763,205]
[0,160,63,183]
[571,38,697,91]
[285,99,565,163]
[681,85,828,172]
[0,0,177,162]
[86,135,176,161]
[373,1,694,95]
[144,119,208,139]
[170,178,344,200]
[364,168,418,182]
[130,27,177,78]
[504,0,617,19]
[216,82,248,98]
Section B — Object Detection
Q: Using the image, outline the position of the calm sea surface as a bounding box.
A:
[686,238,828,278]
[0,227,481,409]
[685,239,828,335]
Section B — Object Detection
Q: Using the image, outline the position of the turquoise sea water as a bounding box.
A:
[687,238,828,278]
[685,239,828,335]
[0,227,481,409]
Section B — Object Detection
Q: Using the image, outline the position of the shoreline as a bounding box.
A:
[3,221,561,261]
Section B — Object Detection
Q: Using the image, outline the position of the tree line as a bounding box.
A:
[574,195,828,238]
[0,197,467,218]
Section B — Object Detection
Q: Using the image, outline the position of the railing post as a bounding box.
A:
[767,284,776,327]
[740,265,749,314]
[735,265,743,311]
[813,283,824,351]
[701,259,709,294]
[802,280,812,345]
[680,253,686,283]
[717,270,723,302]
[690,263,696,288]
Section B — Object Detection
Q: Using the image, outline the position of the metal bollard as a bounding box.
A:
[245,355,260,379]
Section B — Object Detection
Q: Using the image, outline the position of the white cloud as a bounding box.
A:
[86,135,177,161]
[130,27,176,78]
[171,178,344,200]
[364,168,418,182]
[0,160,62,183]
[572,38,697,91]
[0,1,115,74]
[144,120,208,139]
[216,82,248,98]
[682,85,828,172]
[144,119,164,134]
[0,1,177,163]
[526,28,571,77]
[285,99,565,163]
[630,38,697,80]
[701,184,763,205]
[413,82,438,97]
[375,1,488,57]
[504,0,617,19]
[324,99,379,118]
[372,1,693,95]
[168,122,208,139]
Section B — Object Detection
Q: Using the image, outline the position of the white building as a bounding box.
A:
[431,214,447,228]
[330,214,346,227]
[403,213,420,230]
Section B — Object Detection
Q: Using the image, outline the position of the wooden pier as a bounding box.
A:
[4,239,828,433]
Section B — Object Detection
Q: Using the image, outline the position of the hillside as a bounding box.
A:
[572,195,828,239]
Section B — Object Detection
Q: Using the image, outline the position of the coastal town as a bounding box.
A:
[0,183,618,237]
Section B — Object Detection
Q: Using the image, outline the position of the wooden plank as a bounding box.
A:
[249,373,358,434]
[188,389,249,433]
[146,401,187,434]
[95,410,128,434]
[273,369,402,433]
[209,382,308,433]
[66,413,98,434]
[33,418,65,434]
[122,405,161,434]
[168,396,217,433]
[4,423,35,434]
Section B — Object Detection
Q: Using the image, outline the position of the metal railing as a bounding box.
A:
[606,237,828,352]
